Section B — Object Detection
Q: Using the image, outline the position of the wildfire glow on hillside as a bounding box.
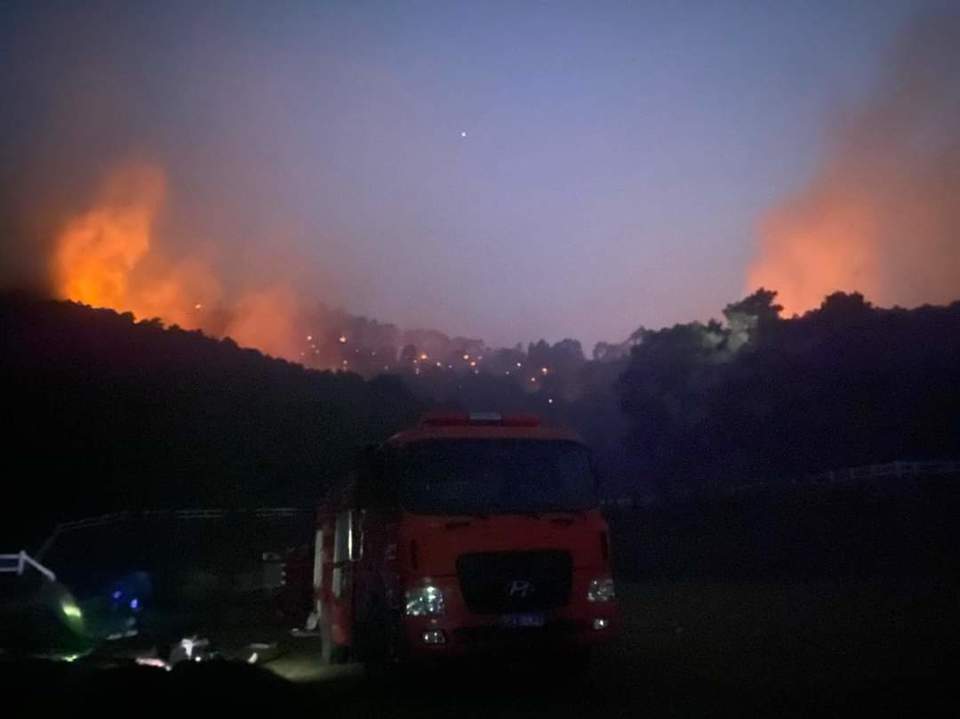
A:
[748,15,960,316]
[9,7,955,352]
[50,163,307,362]
[53,165,173,317]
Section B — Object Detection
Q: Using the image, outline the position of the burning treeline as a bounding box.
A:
[49,163,313,363]
[43,165,584,391]
[36,13,960,362]
[748,15,960,316]
[45,163,492,374]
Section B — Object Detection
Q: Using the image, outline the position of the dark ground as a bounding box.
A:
[5,579,957,717]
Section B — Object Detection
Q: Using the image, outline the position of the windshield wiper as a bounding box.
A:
[539,507,587,518]
[498,508,586,519]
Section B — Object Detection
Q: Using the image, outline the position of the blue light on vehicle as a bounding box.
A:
[112,590,122,600]
[129,597,140,610]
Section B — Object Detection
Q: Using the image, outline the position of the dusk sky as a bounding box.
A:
[2,1,955,350]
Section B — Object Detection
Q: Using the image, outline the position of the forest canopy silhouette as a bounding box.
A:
[3,287,958,544]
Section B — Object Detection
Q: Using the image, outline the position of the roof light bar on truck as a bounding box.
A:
[419,411,541,428]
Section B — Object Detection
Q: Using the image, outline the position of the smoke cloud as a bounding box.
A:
[4,5,958,356]
[0,4,343,362]
[43,162,315,361]
[748,14,960,315]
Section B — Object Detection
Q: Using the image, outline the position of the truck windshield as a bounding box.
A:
[394,439,597,515]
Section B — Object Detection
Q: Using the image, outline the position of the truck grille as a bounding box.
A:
[453,620,578,648]
[456,550,572,614]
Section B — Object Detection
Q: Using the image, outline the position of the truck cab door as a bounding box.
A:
[329,509,358,646]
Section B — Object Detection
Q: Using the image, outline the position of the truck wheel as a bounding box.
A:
[358,602,391,676]
[320,620,351,665]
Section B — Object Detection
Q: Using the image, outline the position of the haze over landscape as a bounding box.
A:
[4,6,960,709]
[2,1,958,360]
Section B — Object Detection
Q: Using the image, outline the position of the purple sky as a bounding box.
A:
[0,1,946,348]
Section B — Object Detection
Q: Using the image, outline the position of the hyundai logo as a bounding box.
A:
[507,579,534,598]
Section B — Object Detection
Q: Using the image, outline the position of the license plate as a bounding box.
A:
[499,613,545,628]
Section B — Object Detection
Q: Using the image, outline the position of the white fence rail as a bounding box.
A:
[36,507,313,560]
[48,507,312,535]
[602,459,960,508]
[805,460,960,485]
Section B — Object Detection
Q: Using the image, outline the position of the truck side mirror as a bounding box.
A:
[357,443,393,508]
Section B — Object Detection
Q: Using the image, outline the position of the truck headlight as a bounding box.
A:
[587,577,615,602]
[405,584,445,616]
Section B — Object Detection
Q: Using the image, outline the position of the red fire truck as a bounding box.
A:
[309,411,618,667]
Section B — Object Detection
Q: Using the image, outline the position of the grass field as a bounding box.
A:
[253,578,959,716]
[592,579,957,714]
[7,577,957,715]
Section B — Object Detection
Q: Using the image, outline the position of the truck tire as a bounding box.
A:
[320,619,351,665]
[357,600,392,676]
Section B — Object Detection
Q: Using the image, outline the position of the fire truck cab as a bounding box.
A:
[311,411,618,666]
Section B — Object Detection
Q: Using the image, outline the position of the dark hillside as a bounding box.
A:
[0,294,420,544]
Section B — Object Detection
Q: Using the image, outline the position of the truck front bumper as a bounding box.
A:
[400,575,619,658]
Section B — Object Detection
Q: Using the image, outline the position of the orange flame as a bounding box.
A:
[223,285,303,361]
[747,183,880,316]
[53,164,166,314]
[747,15,960,316]
[50,163,308,361]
